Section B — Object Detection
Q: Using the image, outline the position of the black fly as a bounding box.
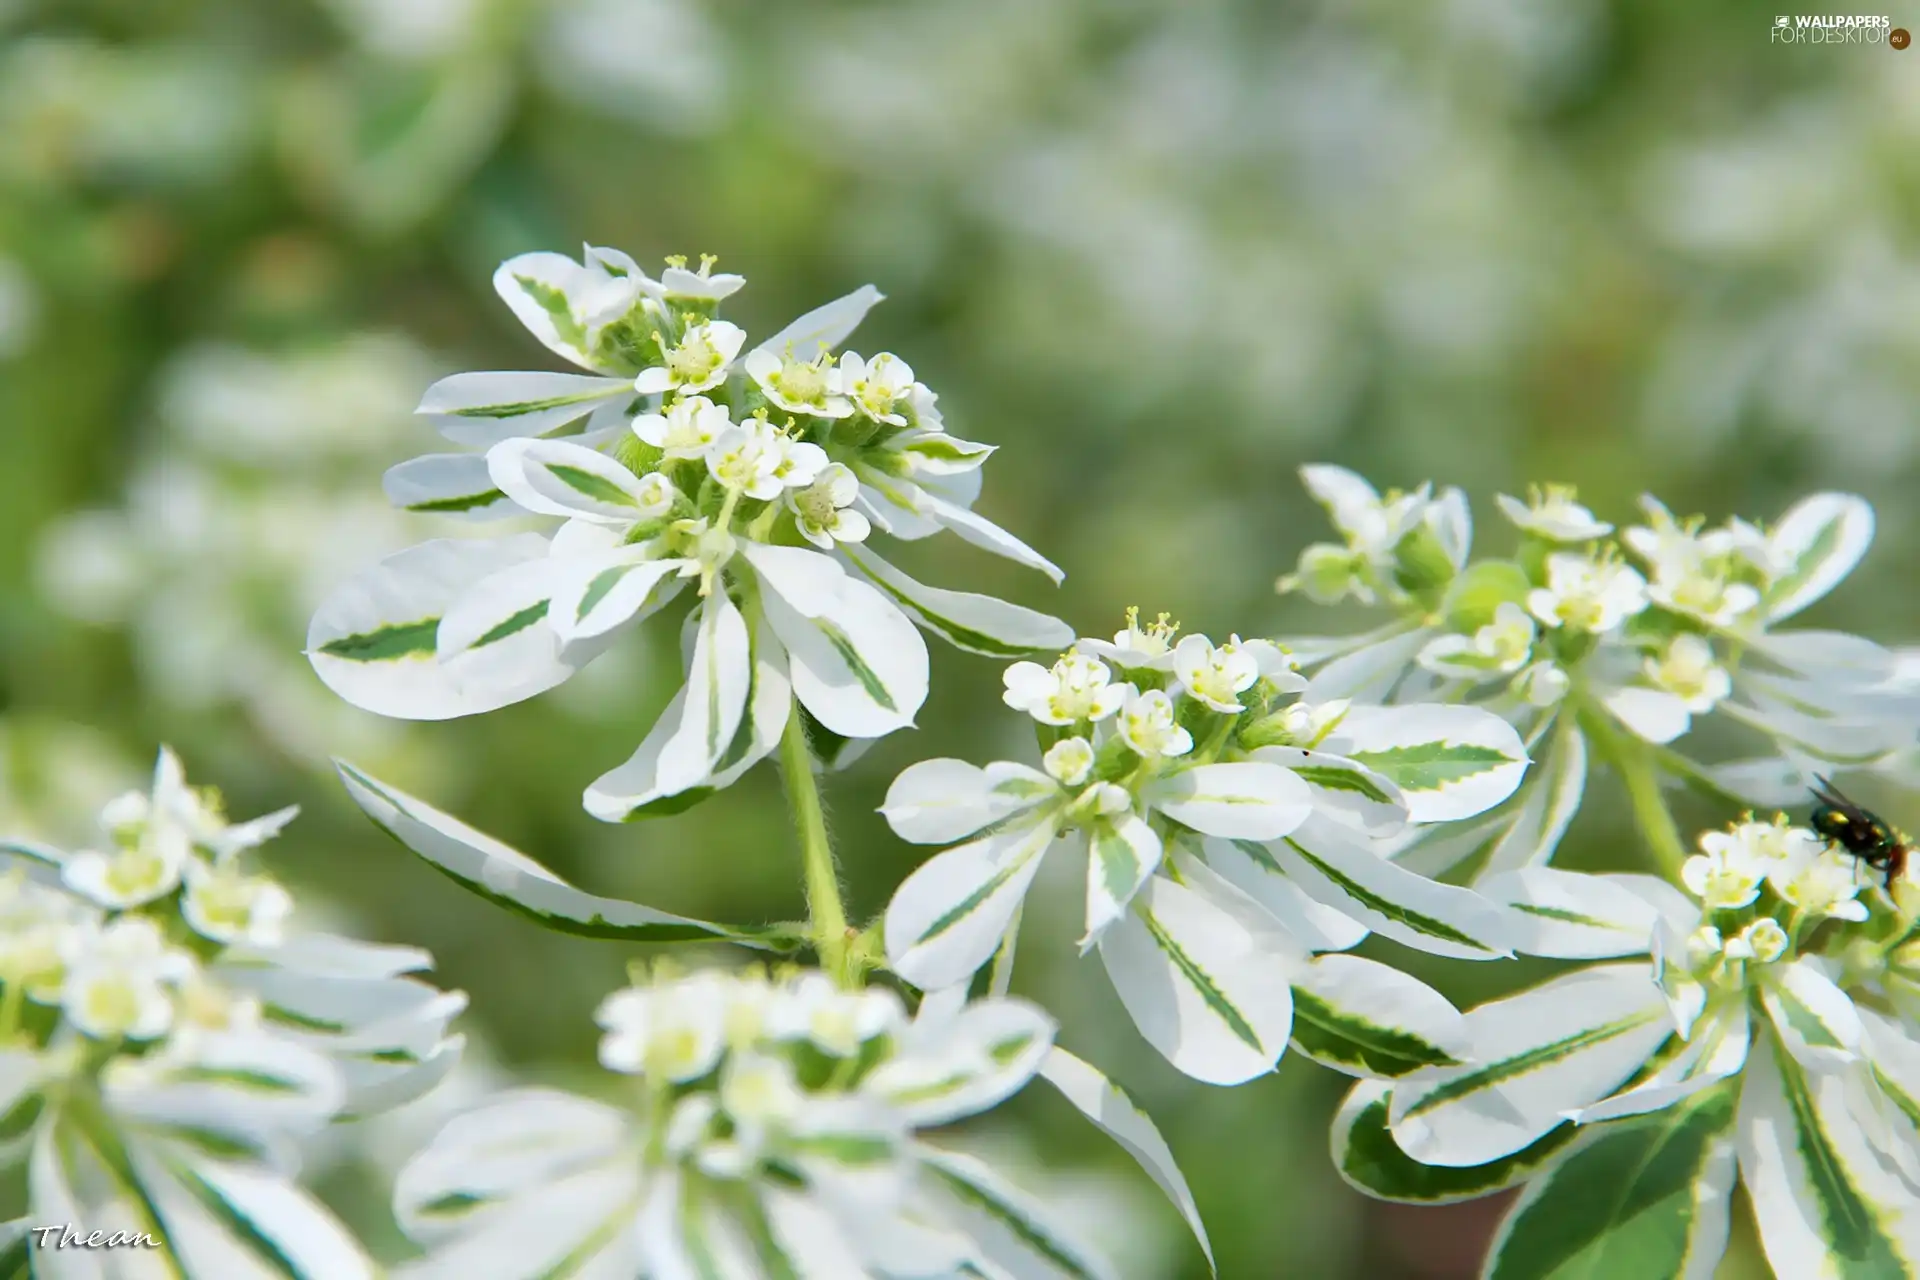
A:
[1809,775,1909,890]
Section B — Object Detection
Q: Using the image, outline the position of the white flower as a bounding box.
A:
[1077,607,1182,671]
[596,977,727,1082]
[1772,847,1871,923]
[392,972,1189,1280]
[633,319,746,397]
[1642,633,1731,712]
[1117,688,1192,759]
[1172,633,1261,712]
[60,916,194,1040]
[1001,653,1127,725]
[786,463,870,549]
[181,859,294,946]
[1495,484,1612,542]
[1623,496,1763,627]
[837,351,915,424]
[768,973,905,1058]
[656,253,745,303]
[1681,842,1765,911]
[704,421,788,500]
[1418,602,1536,679]
[746,346,854,418]
[1513,659,1571,707]
[631,394,731,458]
[1526,552,1649,634]
[1042,737,1096,786]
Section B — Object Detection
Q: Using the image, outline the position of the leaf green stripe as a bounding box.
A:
[1511,902,1616,927]
[448,390,608,418]
[930,1165,1101,1280]
[474,601,549,648]
[853,569,1047,659]
[1399,1011,1665,1121]
[1141,911,1264,1054]
[1292,989,1462,1075]
[918,858,1034,946]
[408,489,506,514]
[549,464,638,506]
[1293,766,1392,803]
[316,618,440,662]
[819,619,895,710]
[1283,838,1487,950]
[576,565,630,622]
[1778,1054,1902,1269]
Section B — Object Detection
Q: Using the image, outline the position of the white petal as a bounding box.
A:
[417,370,630,446]
[1603,686,1692,745]
[880,759,1057,845]
[1765,492,1875,622]
[487,437,655,522]
[1478,868,1662,959]
[884,818,1058,992]
[309,536,597,721]
[656,591,753,795]
[383,452,515,520]
[753,285,886,359]
[1141,763,1312,841]
[839,545,1072,658]
[1097,874,1296,1085]
[746,542,928,739]
[493,253,603,370]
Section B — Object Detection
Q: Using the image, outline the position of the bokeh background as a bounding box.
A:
[5,0,1920,1275]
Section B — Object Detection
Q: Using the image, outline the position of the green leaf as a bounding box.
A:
[315,618,439,663]
[1484,1085,1738,1280]
[1348,741,1518,792]
[335,760,801,951]
[1290,956,1469,1079]
[1332,1080,1581,1205]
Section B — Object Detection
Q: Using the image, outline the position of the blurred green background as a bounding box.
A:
[4,0,1920,1274]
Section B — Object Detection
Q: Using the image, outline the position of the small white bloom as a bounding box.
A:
[1043,737,1096,786]
[1734,917,1790,963]
[770,973,905,1058]
[60,917,194,1041]
[633,320,745,397]
[838,351,915,425]
[1526,552,1648,634]
[62,836,188,910]
[1624,497,1764,627]
[1681,845,1765,911]
[1494,485,1612,542]
[1172,633,1260,713]
[1419,602,1536,678]
[657,254,745,303]
[1117,689,1193,760]
[1774,848,1871,923]
[1001,654,1127,726]
[705,423,785,501]
[632,395,730,458]
[181,859,294,946]
[766,433,829,491]
[746,347,853,419]
[596,980,725,1082]
[717,1051,803,1146]
[1642,634,1731,713]
[1077,608,1182,671]
[787,464,870,549]
[1266,697,1350,747]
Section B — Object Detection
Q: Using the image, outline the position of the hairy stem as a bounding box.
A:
[779,700,852,985]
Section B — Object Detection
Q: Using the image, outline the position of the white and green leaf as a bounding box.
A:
[884,816,1059,992]
[1387,963,1672,1167]
[1289,954,1472,1080]
[308,535,595,721]
[839,544,1072,658]
[1477,721,1587,878]
[1038,1047,1215,1276]
[1762,958,1865,1072]
[382,453,514,520]
[1483,1084,1739,1280]
[1478,868,1662,960]
[1096,873,1296,1086]
[1197,836,1370,952]
[1081,813,1163,950]
[745,541,928,740]
[1765,492,1875,623]
[1322,705,1529,823]
[1332,1078,1582,1206]
[918,1145,1117,1280]
[1248,746,1407,839]
[336,761,795,949]
[417,370,629,447]
[487,437,656,523]
[1141,762,1312,842]
[1271,815,1514,961]
[880,759,1060,846]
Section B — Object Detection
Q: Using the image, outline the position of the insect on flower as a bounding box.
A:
[1809,774,1911,889]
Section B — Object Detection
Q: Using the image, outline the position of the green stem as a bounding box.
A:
[1579,702,1689,880]
[779,700,852,986]
[989,904,1024,998]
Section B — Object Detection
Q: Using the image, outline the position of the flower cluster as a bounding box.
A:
[395,964,1187,1280]
[1337,815,1920,1277]
[882,609,1529,1083]
[1276,465,1917,881]
[0,748,465,1276]
[309,248,1070,816]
